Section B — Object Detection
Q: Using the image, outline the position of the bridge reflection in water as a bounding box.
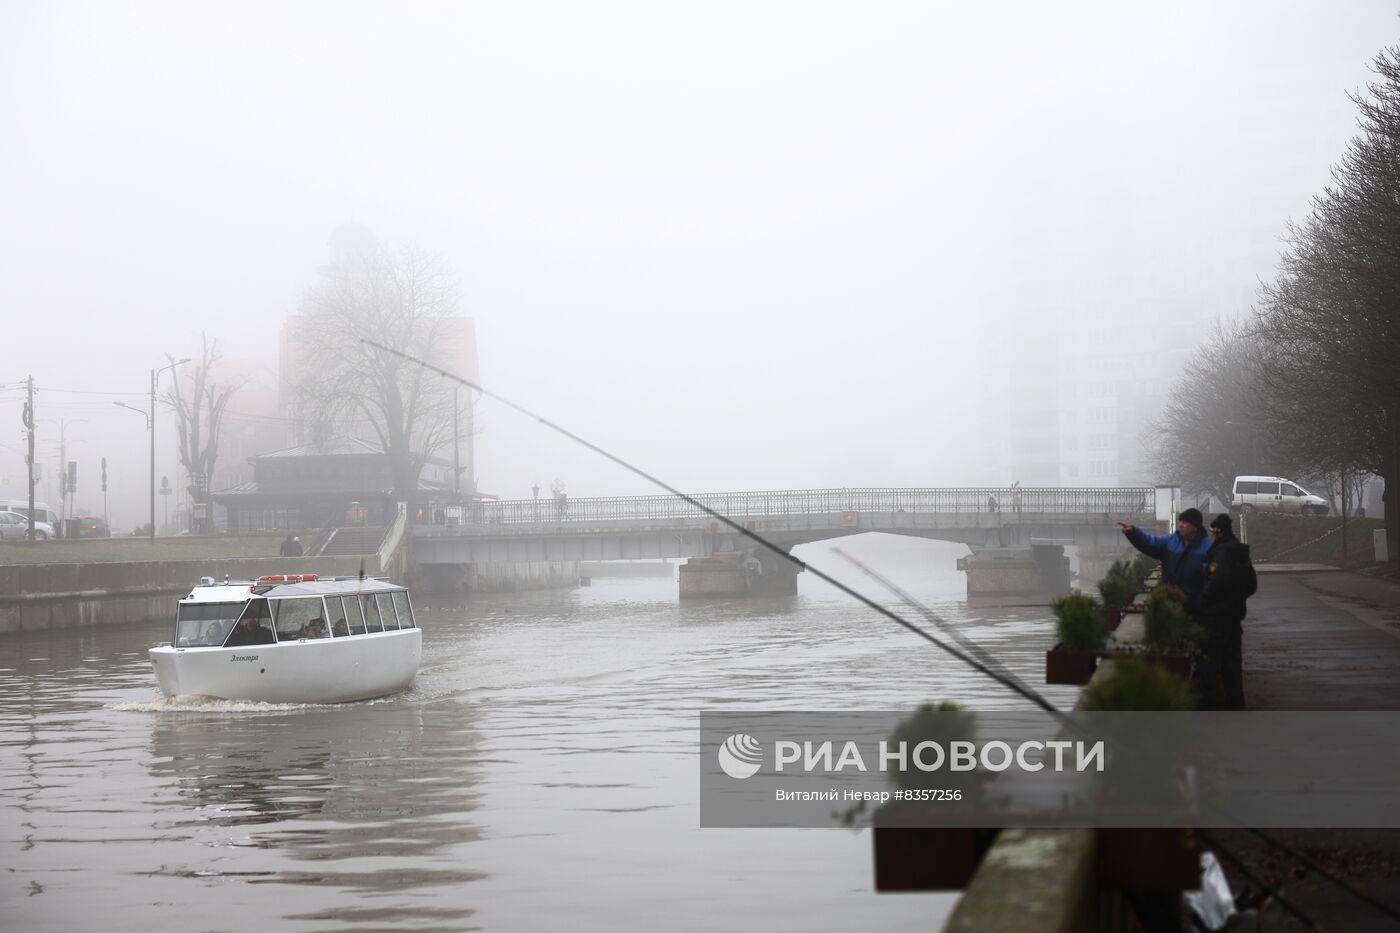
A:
[412,488,1159,599]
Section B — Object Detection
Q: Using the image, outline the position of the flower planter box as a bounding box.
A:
[1046,645,1099,685]
[1096,828,1199,891]
[872,823,1000,891]
[1097,649,1194,681]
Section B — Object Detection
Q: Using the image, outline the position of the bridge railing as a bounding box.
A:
[443,488,1155,526]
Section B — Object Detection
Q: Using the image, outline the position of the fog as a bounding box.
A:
[1,1,1393,528]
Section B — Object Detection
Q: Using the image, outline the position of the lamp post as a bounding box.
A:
[116,358,188,544]
[148,360,189,543]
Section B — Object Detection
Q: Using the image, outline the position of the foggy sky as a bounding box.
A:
[1,1,1394,527]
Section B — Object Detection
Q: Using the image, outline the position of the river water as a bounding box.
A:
[1,534,1074,932]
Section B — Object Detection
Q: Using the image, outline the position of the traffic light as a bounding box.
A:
[67,460,77,493]
[101,457,107,493]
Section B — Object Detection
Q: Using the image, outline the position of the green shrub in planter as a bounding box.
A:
[1078,657,1194,711]
[1130,554,1155,587]
[1149,583,1186,604]
[886,701,979,790]
[844,701,983,826]
[1096,561,1138,610]
[1051,592,1109,650]
[1142,591,1203,650]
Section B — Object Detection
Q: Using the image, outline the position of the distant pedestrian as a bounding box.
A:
[1199,514,1257,709]
[286,535,304,557]
[1011,481,1022,514]
[279,534,296,557]
[987,494,998,513]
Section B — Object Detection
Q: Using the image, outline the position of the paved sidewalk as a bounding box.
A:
[1245,569,1400,711]
[1214,570,1400,930]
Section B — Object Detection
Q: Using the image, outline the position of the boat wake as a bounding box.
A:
[112,694,334,715]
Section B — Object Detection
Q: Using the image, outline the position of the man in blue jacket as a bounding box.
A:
[1116,507,1213,614]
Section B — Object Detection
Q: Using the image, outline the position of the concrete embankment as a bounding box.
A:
[0,557,371,635]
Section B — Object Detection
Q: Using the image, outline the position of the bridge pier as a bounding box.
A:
[678,548,800,598]
[959,545,1070,600]
[1075,548,1135,589]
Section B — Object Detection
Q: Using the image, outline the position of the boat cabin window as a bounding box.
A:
[392,591,415,629]
[337,595,369,635]
[327,596,351,637]
[376,593,399,630]
[272,597,327,640]
[223,600,275,647]
[175,602,245,647]
[363,593,385,632]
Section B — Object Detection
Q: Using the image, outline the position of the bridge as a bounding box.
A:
[410,487,1159,597]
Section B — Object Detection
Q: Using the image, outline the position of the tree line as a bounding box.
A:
[1150,45,1400,553]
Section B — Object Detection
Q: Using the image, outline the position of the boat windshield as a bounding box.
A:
[175,602,246,647]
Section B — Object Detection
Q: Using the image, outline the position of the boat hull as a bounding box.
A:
[149,628,422,703]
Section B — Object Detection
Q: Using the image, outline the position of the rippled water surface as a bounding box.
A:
[1,535,1072,931]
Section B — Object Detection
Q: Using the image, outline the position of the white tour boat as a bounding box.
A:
[149,573,422,703]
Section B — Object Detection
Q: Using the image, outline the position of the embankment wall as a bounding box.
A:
[0,557,372,635]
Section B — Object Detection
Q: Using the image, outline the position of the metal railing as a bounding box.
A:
[435,487,1156,526]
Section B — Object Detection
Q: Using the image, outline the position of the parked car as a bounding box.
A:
[0,498,61,530]
[0,509,55,540]
[1231,476,1331,515]
[74,516,111,538]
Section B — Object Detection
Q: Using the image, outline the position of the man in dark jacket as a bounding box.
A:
[1117,507,1213,614]
[1199,513,1256,709]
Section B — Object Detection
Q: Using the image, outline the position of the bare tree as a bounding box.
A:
[167,336,240,533]
[1253,45,1400,548]
[295,229,464,510]
[1148,320,1264,504]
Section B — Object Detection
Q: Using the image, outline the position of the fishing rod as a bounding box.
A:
[359,337,1060,714]
[363,338,1400,930]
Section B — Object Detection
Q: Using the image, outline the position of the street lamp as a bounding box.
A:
[149,359,190,543]
[116,359,188,543]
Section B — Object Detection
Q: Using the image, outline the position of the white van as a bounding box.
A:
[0,499,62,534]
[1230,476,1331,515]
